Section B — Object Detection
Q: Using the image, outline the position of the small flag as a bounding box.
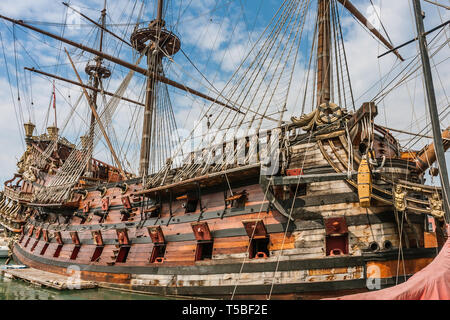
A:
[52,80,56,109]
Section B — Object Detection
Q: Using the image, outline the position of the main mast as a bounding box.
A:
[139,0,162,177]
[133,0,180,176]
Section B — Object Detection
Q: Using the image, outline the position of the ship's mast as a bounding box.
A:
[412,0,450,222]
[138,0,164,176]
[133,0,181,176]
[89,2,107,129]
[85,0,111,161]
[316,0,331,106]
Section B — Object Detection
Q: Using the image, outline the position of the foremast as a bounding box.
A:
[84,1,111,170]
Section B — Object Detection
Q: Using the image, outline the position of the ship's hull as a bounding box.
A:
[8,126,441,299]
[13,238,435,299]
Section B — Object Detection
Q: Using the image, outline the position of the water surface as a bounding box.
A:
[0,259,170,300]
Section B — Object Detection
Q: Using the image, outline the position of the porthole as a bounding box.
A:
[369,241,379,252]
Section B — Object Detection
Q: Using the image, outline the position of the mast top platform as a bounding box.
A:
[85,63,111,79]
[130,20,181,56]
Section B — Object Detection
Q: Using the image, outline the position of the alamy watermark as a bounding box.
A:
[66,5,82,31]
[366,4,382,31]
[66,264,81,289]
[366,265,382,290]
[169,122,280,176]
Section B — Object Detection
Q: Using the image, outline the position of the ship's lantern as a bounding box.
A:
[242,219,270,259]
[47,126,59,139]
[23,122,35,138]
[324,217,348,256]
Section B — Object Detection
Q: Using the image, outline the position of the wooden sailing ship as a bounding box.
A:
[0,0,449,299]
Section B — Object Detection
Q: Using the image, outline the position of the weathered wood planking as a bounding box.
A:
[2,267,96,290]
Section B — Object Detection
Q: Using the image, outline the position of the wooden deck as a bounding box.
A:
[1,267,97,290]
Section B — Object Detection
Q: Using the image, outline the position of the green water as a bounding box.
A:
[0,259,169,300]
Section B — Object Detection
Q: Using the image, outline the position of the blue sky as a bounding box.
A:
[0,0,448,183]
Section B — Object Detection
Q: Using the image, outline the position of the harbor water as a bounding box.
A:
[0,259,169,300]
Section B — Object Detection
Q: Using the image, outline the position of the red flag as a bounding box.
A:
[52,81,56,109]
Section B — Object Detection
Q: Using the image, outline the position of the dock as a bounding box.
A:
[1,267,97,290]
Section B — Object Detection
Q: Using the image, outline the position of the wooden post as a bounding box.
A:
[412,0,450,222]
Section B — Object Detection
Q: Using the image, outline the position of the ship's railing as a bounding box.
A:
[81,158,129,183]
[4,186,33,203]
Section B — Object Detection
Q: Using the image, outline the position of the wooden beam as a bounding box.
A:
[415,127,450,173]
[25,67,144,107]
[62,2,132,47]
[423,0,450,10]
[336,0,404,61]
[135,164,260,196]
[269,172,357,186]
[378,20,450,59]
[64,48,127,180]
